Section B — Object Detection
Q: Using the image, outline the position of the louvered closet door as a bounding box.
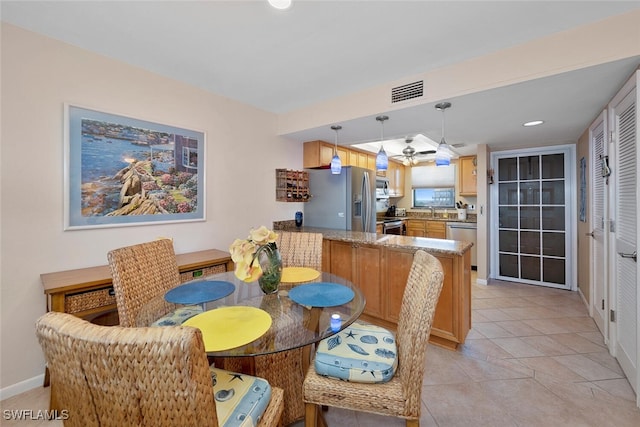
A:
[590,113,607,336]
[495,147,573,290]
[611,79,638,396]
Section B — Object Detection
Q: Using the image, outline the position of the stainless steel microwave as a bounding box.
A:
[375,178,389,198]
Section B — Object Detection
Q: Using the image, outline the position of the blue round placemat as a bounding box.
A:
[288,282,355,307]
[164,280,235,305]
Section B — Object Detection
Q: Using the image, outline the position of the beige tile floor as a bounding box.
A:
[3,277,640,426]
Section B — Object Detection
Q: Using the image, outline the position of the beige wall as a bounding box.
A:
[0,24,305,395]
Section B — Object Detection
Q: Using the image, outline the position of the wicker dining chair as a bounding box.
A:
[36,311,284,427]
[303,250,445,427]
[220,230,324,425]
[107,238,183,327]
[276,231,323,270]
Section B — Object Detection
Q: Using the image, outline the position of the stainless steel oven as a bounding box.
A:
[383,220,405,235]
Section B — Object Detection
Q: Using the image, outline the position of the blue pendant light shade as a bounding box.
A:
[435,138,452,166]
[375,115,389,171]
[435,102,453,167]
[376,147,388,170]
[330,125,342,174]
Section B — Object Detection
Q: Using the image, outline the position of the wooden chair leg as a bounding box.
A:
[305,403,318,427]
[405,419,419,427]
[43,366,50,387]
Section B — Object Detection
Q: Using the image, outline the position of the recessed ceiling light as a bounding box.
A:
[523,120,544,127]
[268,0,292,10]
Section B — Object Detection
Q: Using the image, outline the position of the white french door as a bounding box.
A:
[609,73,639,400]
[492,146,575,290]
[589,112,608,337]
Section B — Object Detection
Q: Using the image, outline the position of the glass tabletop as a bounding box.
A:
[135,270,366,357]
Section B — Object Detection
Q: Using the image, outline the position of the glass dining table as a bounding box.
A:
[136,270,365,356]
[135,269,366,425]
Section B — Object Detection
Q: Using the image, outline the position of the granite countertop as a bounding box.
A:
[274,225,473,257]
[376,216,477,225]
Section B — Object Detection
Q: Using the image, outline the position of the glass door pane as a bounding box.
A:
[496,151,570,289]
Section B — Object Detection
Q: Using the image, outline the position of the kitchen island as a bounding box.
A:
[273,224,473,350]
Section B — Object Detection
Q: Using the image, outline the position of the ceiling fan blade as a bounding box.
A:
[416,150,436,155]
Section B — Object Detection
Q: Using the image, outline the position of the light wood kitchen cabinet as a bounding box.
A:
[406,220,426,237]
[328,240,383,318]
[303,140,348,169]
[349,150,371,169]
[304,140,376,172]
[387,161,405,197]
[405,219,446,239]
[383,247,470,349]
[426,221,446,239]
[322,236,471,350]
[367,154,376,172]
[459,156,477,196]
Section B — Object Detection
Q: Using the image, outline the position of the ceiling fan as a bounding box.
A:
[392,137,435,166]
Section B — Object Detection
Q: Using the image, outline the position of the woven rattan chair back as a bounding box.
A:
[303,249,444,427]
[107,238,181,327]
[36,311,218,427]
[276,231,323,270]
[395,250,445,415]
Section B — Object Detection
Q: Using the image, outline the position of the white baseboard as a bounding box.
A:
[475,278,488,286]
[0,374,44,401]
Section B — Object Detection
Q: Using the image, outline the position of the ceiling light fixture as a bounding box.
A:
[401,137,421,166]
[268,0,292,10]
[434,102,453,167]
[375,115,389,171]
[523,120,544,127]
[330,125,342,175]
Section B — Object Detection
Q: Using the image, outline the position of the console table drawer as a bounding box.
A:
[180,264,227,283]
[65,286,116,314]
[42,248,233,322]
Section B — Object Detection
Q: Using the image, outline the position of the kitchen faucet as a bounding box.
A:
[428,206,435,217]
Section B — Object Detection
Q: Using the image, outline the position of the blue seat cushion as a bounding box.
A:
[151,305,202,326]
[209,367,272,427]
[314,321,398,383]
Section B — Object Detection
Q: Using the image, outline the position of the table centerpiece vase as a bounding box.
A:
[256,242,282,294]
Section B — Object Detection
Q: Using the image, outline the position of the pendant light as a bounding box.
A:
[330,125,342,174]
[375,115,389,171]
[435,102,453,167]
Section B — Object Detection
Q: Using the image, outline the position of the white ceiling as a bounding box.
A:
[2,0,640,158]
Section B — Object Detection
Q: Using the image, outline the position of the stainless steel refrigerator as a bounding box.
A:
[304,166,376,232]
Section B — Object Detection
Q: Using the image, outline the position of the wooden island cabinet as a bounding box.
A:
[318,230,472,350]
[329,240,383,318]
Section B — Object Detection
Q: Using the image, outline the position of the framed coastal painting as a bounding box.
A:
[64,104,205,230]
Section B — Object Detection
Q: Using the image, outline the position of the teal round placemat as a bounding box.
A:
[164,280,235,305]
[288,282,355,307]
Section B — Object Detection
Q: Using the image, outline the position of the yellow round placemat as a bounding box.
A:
[280,267,321,283]
[182,306,272,352]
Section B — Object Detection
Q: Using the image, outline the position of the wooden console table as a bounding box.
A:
[40,248,233,406]
[40,248,233,324]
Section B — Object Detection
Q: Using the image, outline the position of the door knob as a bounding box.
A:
[618,251,637,262]
[585,231,595,238]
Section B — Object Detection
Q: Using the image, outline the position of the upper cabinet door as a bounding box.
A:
[459,156,477,196]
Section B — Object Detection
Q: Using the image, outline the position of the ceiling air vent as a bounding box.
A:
[391,80,423,103]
